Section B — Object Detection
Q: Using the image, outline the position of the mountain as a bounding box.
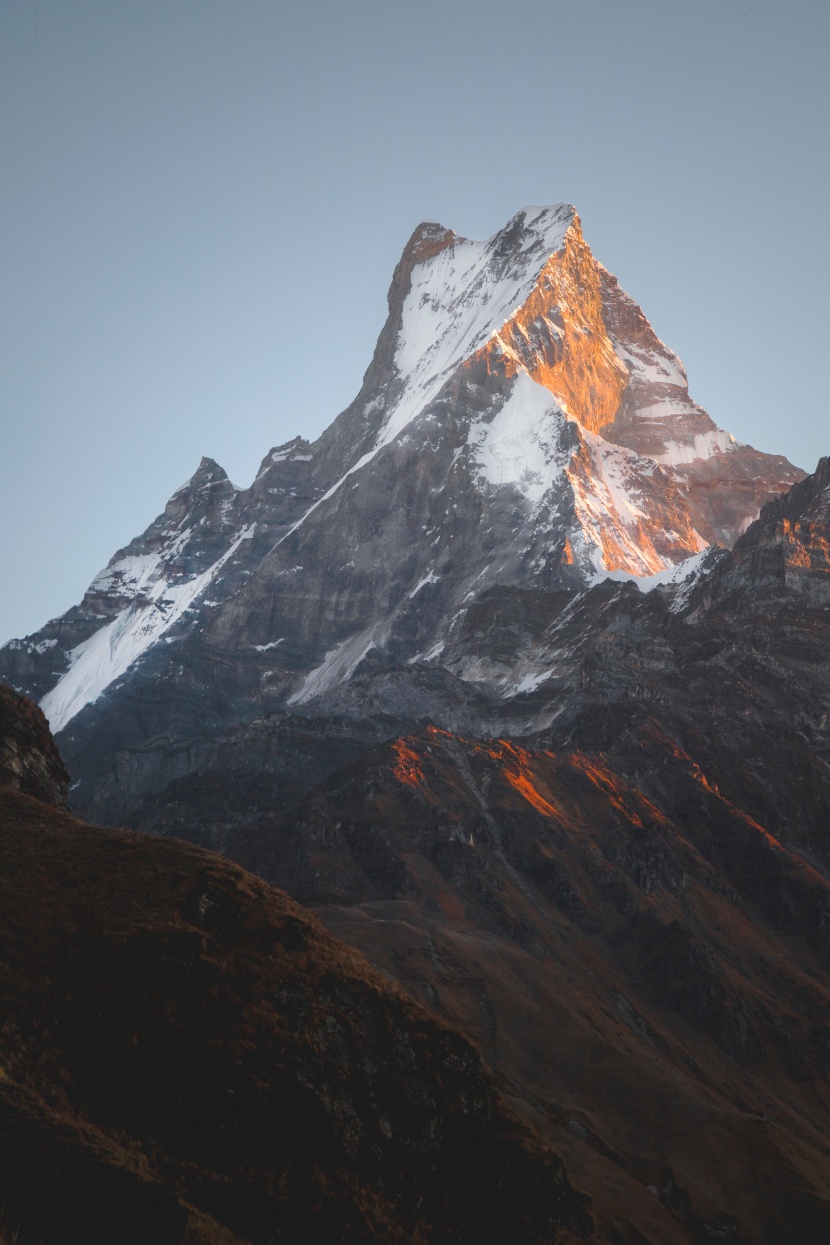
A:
[1,204,829,1243]
[0,686,590,1245]
[135,454,830,1244]
[0,205,803,824]
[3,445,829,1241]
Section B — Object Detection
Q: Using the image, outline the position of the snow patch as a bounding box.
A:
[567,433,675,578]
[41,526,255,733]
[581,431,652,523]
[386,205,574,451]
[287,624,384,706]
[407,571,439,599]
[511,670,550,696]
[467,373,569,504]
[651,428,739,467]
[408,639,446,664]
[613,341,687,388]
[599,548,711,592]
[90,527,194,598]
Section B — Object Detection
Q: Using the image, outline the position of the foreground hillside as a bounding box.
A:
[0,688,589,1245]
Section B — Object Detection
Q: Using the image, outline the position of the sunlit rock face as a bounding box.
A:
[596,265,804,545]
[0,204,805,820]
[698,453,830,609]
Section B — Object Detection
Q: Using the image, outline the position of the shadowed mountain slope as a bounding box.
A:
[0,698,590,1245]
[217,723,830,1245]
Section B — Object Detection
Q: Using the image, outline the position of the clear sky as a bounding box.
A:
[1,0,828,643]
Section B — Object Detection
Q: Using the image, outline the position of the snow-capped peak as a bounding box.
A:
[380,204,575,450]
[2,204,803,746]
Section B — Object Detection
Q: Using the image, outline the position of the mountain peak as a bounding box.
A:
[0,204,805,737]
[496,202,578,247]
[401,220,457,267]
[397,205,578,297]
[176,456,231,492]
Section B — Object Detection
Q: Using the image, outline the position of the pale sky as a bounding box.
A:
[1,0,828,642]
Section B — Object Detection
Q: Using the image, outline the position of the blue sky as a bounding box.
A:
[1,0,828,642]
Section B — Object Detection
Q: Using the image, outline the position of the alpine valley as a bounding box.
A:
[3,205,830,1243]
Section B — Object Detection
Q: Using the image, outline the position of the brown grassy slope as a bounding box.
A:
[0,783,591,1245]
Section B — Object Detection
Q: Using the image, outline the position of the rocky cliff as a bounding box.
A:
[0,683,68,808]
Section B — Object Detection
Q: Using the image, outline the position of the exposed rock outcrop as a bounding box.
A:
[0,683,68,808]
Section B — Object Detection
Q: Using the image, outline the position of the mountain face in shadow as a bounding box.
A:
[0,687,589,1245]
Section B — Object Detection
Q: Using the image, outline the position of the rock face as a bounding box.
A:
[0,684,68,808]
[0,204,803,823]
[704,452,830,608]
[0,696,589,1245]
